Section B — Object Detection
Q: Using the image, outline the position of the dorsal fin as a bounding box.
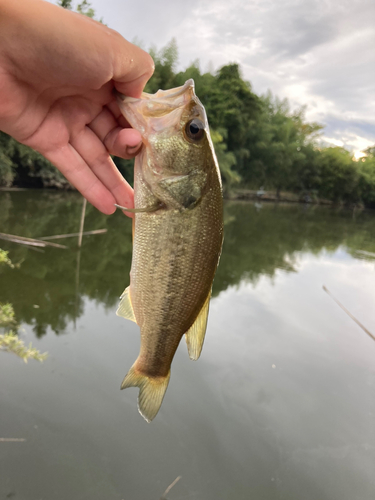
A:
[185,291,211,360]
[116,286,137,323]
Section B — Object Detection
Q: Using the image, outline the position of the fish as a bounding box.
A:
[116,79,223,422]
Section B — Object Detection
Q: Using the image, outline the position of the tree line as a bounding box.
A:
[0,12,374,206]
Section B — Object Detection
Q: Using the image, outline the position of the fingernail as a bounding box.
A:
[126,144,142,156]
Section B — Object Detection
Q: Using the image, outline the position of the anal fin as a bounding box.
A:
[116,286,136,323]
[185,291,211,360]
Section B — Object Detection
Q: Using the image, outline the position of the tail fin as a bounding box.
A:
[121,364,171,422]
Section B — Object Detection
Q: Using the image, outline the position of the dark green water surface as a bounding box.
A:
[1,191,374,500]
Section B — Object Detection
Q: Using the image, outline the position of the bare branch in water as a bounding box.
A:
[0,438,26,442]
[0,232,67,249]
[356,250,375,259]
[323,286,375,342]
[78,198,87,248]
[39,229,107,240]
[160,476,182,499]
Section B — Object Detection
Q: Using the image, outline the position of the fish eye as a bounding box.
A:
[185,119,205,142]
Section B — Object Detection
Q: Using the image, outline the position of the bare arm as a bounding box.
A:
[0,0,154,214]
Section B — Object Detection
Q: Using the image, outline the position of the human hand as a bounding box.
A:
[0,0,154,215]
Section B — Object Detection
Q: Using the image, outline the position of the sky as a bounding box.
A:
[61,0,375,158]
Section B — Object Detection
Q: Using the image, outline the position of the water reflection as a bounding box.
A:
[1,191,375,500]
[0,191,132,335]
[1,191,375,336]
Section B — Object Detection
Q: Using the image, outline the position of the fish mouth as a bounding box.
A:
[116,79,195,106]
[116,79,206,135]
[152,79,195,99]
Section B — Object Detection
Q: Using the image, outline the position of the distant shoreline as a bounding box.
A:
[1,186,367,209]
[228,189,334,206]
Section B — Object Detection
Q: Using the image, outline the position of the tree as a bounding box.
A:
[0,133,16,187]
[144,39,178,93]
[244,92,322,196]
[58,1,100,21]
[363,145,375,158]
[210,129,240,193]
[206,64,261,156]
[357,148,375,206]
[76,0,96,19]
[1,31,373,207]
[318,147,359,203]
[57,0,73,9]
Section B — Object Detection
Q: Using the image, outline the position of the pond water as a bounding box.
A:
[0,190,375,500]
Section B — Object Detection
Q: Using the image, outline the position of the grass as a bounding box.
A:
[0,331,48,363]
[0,249,47,362]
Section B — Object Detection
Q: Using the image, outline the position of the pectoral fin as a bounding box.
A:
[185,291,211,360]
[116,286,136,323]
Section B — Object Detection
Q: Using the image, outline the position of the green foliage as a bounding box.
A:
[113,157,134,186]
[207,64,261,156]
[58,0,102,22]
[363,145,375,158]
[318,147,359,203]
[0,131,70,189]
[357,152,375,206]
[211,129,240,193]
[0,132,17,187]
[57,0,73,8]
[0,302,16,326]
[1,251,48,362]
[0,331,48,363]
[76,0,95,18]
[243,93,323,194]
[1,31,374,207]
[144,39,179,93]
[0,302,47,362]
[0,248,14,268]
[144,42,374,206]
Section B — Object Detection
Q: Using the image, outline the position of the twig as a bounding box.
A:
[78,198,87,248]
[0,438,26,442]
[39,229,107,240]
[356,250,375,259]
[74,248,81,330]
[160,476,182,500]
[323,286,375,342]
[0,232,67,249]
[27,246,45,253]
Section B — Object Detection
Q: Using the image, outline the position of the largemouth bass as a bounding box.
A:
[116,79,223,422]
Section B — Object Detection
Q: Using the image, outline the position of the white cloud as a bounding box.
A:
[54,0,375,153]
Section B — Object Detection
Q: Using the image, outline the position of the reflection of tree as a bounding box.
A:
[0,191,132,337]
[212,202,375,296]
[1,192,375,335]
